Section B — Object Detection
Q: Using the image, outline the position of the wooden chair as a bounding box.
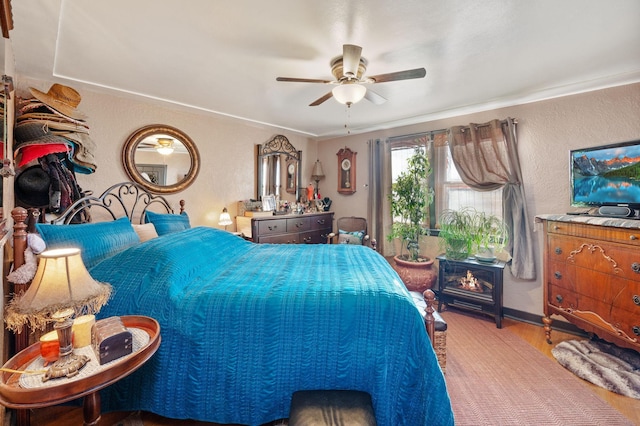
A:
[327,216,376,250]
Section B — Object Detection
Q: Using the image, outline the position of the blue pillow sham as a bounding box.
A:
[145,211,191,236]
[36,216,140,269]
[338,229,365,245]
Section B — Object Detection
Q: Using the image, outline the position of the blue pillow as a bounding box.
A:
[36,217,140,269]
[145,211,190,236]
[338,229,365,245]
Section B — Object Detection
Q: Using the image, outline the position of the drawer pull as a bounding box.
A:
[554,271,562,279]
[317,219,325,225]
[630,235,638,241]
[555,294,563,304]
[554,247,562,255]
[303,237,312,243]
[268,225,278,231]
[633,326,640,336]
[633,295,640,305]
[632,263,640,274]
[295,222,304,228]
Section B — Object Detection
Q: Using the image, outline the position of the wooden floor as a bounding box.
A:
[20,316,640,426]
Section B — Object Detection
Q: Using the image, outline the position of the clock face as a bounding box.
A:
[288,163,295,174]
[341,158,351,171]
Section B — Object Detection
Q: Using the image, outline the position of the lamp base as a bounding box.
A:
[42,308,90,382]
[43,352,90,382]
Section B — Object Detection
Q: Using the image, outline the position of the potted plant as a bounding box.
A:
[438,208,476,260]
[387,147,436,291]
[471,210,507,262]
[438,208,507,262]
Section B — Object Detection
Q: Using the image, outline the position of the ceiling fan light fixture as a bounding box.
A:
[332,83,366,106]
[156,137,174,155]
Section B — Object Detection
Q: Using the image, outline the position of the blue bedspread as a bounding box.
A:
[90,227,453,425]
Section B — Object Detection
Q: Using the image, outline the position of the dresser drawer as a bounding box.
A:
[256,219,287,235]
[299,230,324,244]
[287,216,311,233]
[311,215,332,230]
[547,220,640,247]
[259,233,299,244]
[545,259,576,293]
[547,283,579,310]
[548,234,640,280]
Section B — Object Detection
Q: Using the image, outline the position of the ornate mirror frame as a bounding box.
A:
[257,134,301,201]
[122,124,200,194]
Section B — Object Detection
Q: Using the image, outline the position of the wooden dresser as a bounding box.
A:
[240,211,333,244]
[538,215,640,352]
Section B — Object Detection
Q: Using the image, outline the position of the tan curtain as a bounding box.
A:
[368,139,385,253]
[448,118,536,280]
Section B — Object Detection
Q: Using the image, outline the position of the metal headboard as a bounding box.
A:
[50,181,178,225]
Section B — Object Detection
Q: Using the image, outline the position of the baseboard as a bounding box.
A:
[503,308,587,337]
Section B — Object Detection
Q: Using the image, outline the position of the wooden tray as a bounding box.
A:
[0,315,160,408]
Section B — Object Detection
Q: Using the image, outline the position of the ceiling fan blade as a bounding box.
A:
[342,44,362,78]
[364,89,387,105]
[367,67,426,83]
[309,91,334,106]
[276,77,332,84]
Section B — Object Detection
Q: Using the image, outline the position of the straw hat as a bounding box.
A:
[29,84,87,120]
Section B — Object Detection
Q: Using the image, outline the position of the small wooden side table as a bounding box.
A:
[0,316,161,426]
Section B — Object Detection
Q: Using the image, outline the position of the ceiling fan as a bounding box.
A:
[276,44,426,107]
[138,136,176,155]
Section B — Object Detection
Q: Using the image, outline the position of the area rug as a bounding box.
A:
[442,311,634,425]
[552,339,640,399]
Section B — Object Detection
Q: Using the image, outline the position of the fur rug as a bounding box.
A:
[112,411,144,426]
[552,339,640,399]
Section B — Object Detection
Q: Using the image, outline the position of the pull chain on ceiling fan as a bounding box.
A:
[276,44,426,107]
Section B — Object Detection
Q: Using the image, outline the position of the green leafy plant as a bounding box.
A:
[438,208,476,260]
[471,210,507,257]
[438,207,507,260]
[387,147,434,261]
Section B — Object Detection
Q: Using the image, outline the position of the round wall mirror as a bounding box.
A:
[123,124,200,194]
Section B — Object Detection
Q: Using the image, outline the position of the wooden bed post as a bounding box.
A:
[10,207,32,426]
[424,289,436,346]
[10,207,28,354]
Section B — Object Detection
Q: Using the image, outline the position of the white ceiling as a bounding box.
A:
[5,0,640,139]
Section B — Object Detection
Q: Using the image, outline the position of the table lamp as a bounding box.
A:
[311,159,325,197]
[218,207,233,230]
[5,248,112,381]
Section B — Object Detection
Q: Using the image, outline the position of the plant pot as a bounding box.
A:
[393,255,437,292]
[475,246,496,263]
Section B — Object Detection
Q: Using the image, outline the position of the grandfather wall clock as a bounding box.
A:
[337,147,356,195]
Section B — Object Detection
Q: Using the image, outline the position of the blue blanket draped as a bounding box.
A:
[90,227,453,425]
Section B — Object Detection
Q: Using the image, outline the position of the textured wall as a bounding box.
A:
[318,82,640,315]
[17,77,312,228]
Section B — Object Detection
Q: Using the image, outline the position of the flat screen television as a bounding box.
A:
[570,139,640,208]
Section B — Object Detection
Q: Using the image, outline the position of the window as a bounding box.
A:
[434,144,503,224]
[389,133,502,230]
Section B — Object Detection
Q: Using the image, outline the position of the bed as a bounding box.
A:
[8,182,453,426]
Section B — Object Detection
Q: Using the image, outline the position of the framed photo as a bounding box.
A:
[337,147,357,195]
[262,194,276,211]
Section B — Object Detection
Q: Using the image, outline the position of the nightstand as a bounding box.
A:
[0,316,160,426]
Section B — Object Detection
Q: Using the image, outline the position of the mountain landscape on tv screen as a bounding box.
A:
[573,153,640,178]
